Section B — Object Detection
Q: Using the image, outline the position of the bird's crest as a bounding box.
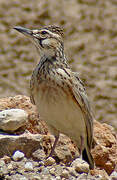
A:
[44,25,64,38]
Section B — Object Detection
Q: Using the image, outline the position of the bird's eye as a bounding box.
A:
[41,31,47,35]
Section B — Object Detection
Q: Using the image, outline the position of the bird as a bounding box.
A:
[14,25,94,169]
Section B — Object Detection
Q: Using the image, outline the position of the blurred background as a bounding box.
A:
[0,0,117,130]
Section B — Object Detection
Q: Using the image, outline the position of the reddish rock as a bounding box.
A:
[90,169,109,179]
[92,120,117,174]
[0,95,48,134]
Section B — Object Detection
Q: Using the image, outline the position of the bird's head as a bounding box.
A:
[14,25,64,58]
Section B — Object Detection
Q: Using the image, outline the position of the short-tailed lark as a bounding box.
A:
[14,25,94,169]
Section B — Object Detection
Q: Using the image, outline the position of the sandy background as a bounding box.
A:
[0,0,117,130]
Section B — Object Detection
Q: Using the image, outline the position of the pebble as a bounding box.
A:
[71,158,89,173]
[1,155,11,164]
[75,162,89,173]
[7,164,13,170]
[78,173,89,179]
[44,157,55,166]
[12,150,25,161]
[33,176,41,180]
[32,149,46,161]
[49,167,56,175]
[24,162,33,171]
[61,169,69,178]
[0,160,8,175]
[19,177,28,180]
[42,167,49,174]
[0,109,28,132]
[55,176,61,180]
[0,159,6,167]
[38,161,44,167]
[67,167,77,176]
[110,171,117,179]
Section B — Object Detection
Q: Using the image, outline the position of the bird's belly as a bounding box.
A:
[34,84,86,145]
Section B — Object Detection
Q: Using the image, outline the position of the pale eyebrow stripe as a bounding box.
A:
[33,29,60,39]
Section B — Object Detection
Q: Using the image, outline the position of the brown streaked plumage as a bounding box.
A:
[14,25,94,169]
[44,25,64,37]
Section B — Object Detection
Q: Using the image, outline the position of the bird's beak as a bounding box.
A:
[14,26,33,37]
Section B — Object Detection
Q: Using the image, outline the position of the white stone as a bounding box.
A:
[25,162,33,171]
[0,109,28,132]
[110,171,117,178]
[55,177,61,180]
[20,177,28,180]
[12,150,24,161]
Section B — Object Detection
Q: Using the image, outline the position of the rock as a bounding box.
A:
[53,134,79,163]
[19,177,28,180]
[92,120,117,174]
[67,167,77,176]
[77,173,89,180]
[56,176,61,180]
[44,157,56,166]
[0,159,5,167]
[110,171,117,180]
[33,176,42,180]
[1,155,11,164]
[52,165,63,177]
[0,109,28,132]
[38,161,44,167]
[42,167,49,175]
[61,169,69,178]
[8,174,28,180]
[49,167,56,175]
[12,150,24,161]
[0,95,48,134]
[90,169,110,180]
[0,95,116,178]
[32,148,46,161]
[55,176,61,180]
[71,158,89,173]
[24,162,33,171]
[7,164,13,170]
[0,159,8,176]
[0,132,43,158]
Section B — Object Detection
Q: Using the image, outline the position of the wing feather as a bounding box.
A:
[71,72,93,149]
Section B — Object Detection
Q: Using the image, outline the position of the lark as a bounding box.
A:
[14,25,94,169]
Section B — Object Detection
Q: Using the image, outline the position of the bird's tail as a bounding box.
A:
[82,146,94,169]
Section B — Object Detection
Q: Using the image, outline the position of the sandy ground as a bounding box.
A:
[0,0,117,129]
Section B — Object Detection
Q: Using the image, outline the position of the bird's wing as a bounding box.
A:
[71,71,94,149]
[56,67,93,148]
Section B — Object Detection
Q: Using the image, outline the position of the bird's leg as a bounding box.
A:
[48,134,59,158]
[79,136,84,159]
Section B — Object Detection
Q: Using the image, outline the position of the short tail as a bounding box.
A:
[82,147,94,169]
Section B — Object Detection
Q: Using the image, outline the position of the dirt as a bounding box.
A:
[0,0,117,130]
